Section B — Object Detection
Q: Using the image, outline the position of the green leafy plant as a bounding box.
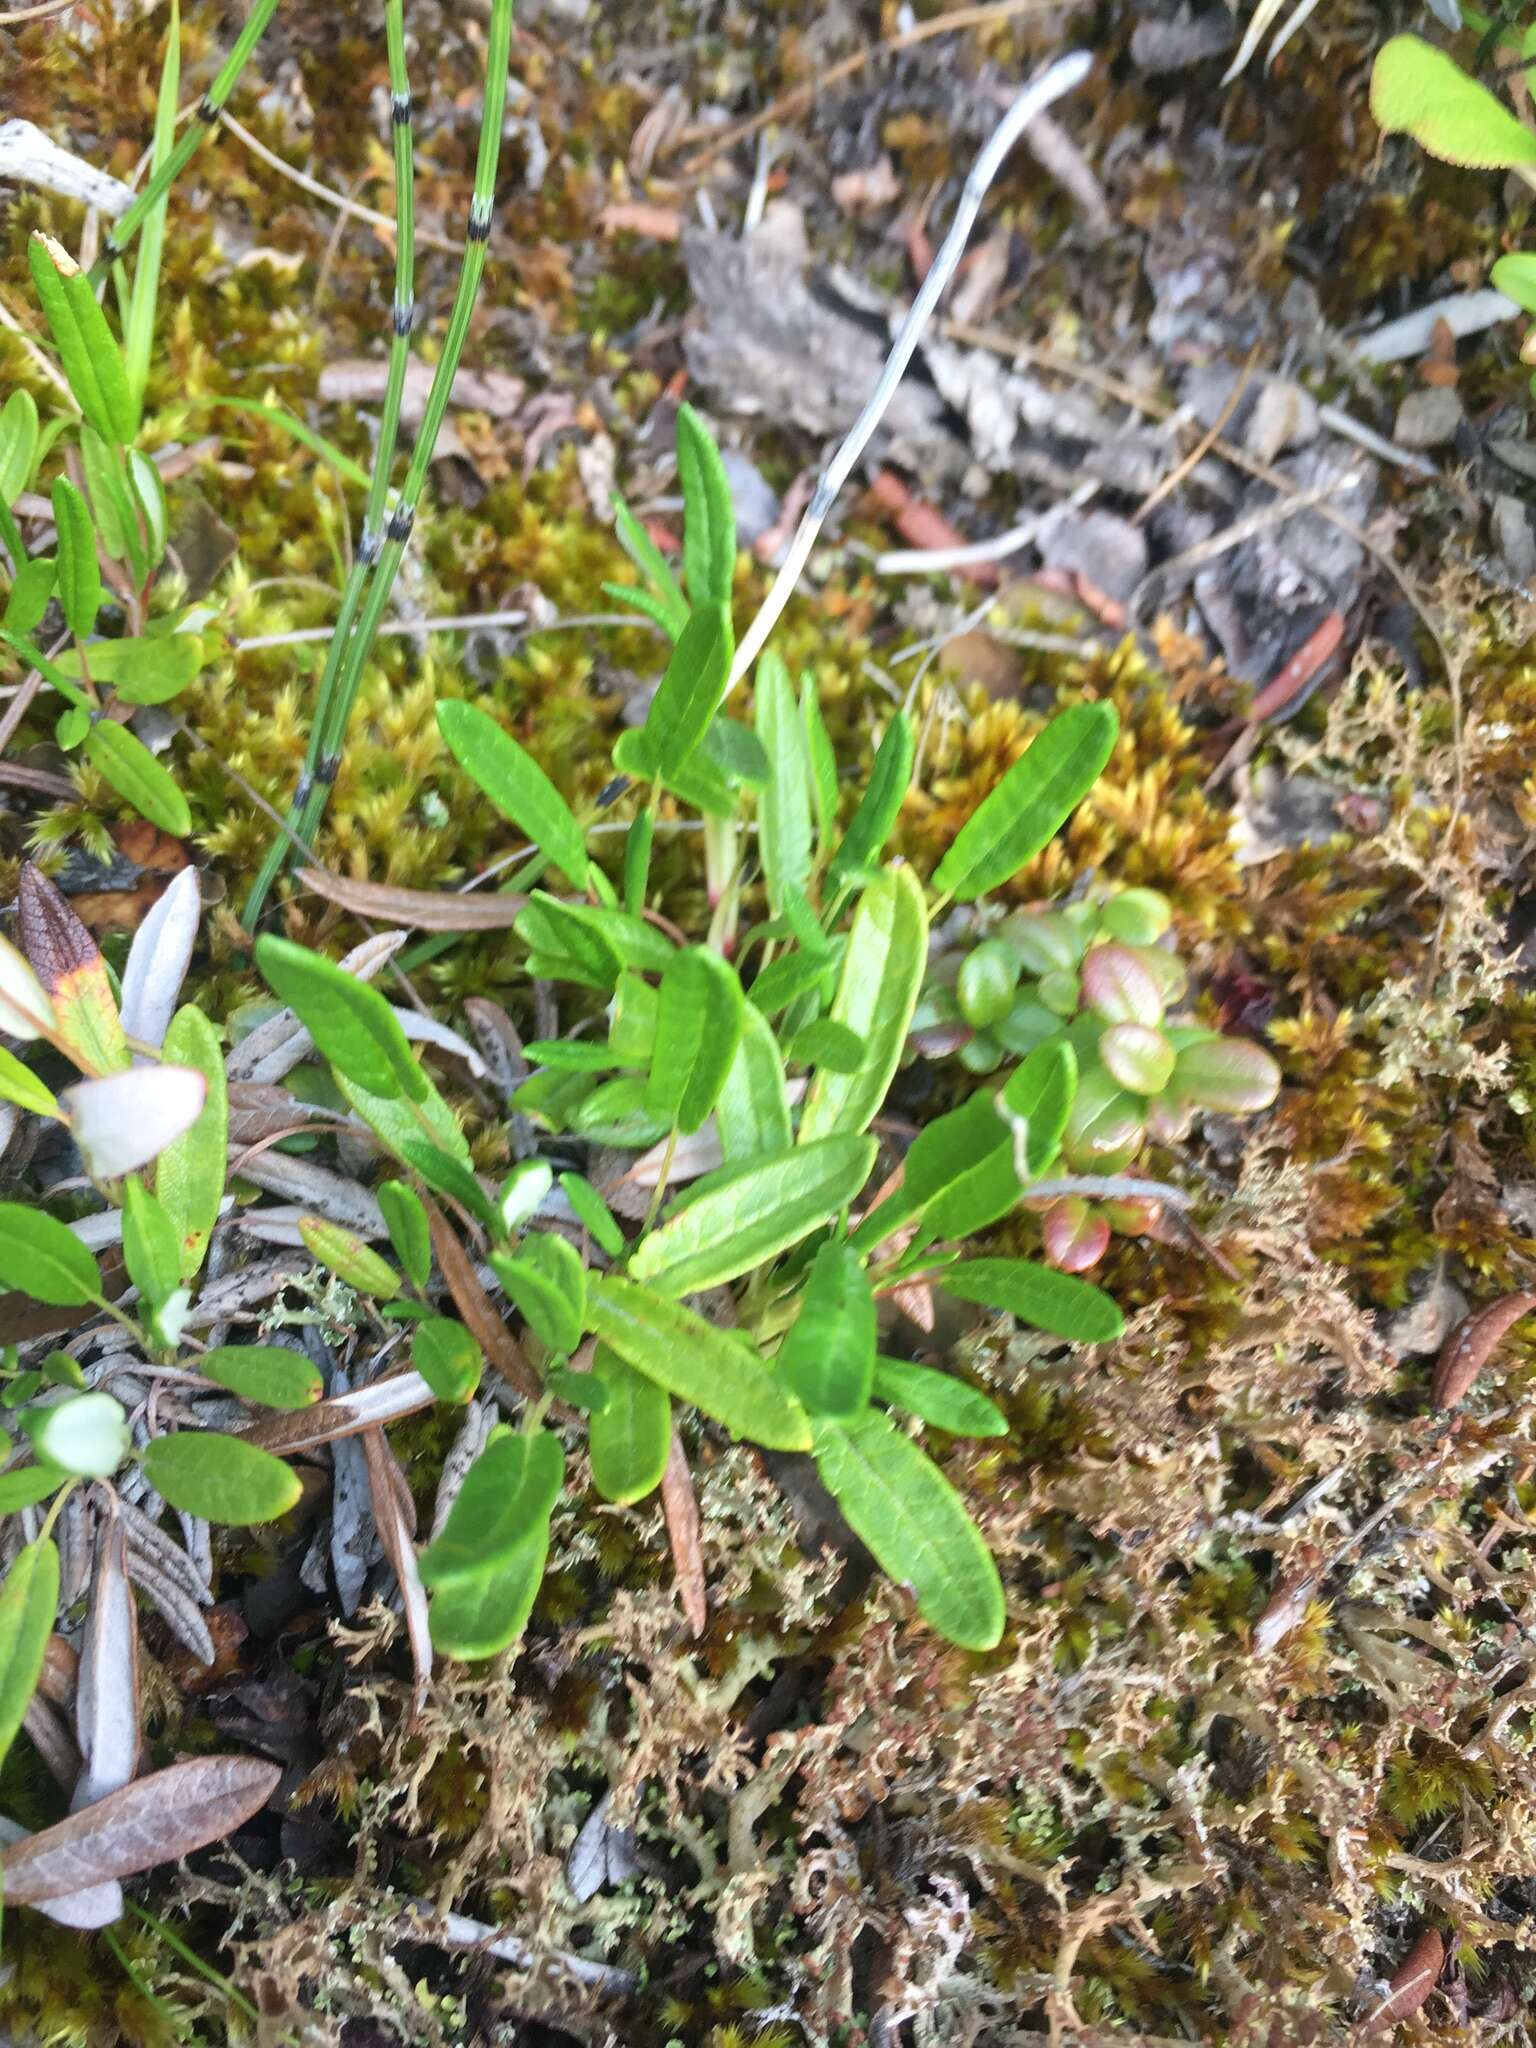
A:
[916,883,1280,1270]
[1370,23,1536,387]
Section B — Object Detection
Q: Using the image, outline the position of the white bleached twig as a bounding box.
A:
[726,49,1094,692]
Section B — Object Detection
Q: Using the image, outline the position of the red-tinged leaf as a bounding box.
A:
[0,1753,279,1905]
[1247,610,1346,724]
[423,1197,540,1398]
[1250,1557,1322,1654]
[17,863,127,1077]
[1360,1927,1443,2038]
[1432,1292,1536,1409]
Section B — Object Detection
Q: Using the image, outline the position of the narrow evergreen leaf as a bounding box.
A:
[437,700,591,889]
[812,1408,1005,1650]
[646,946,745,1134]
[378,1179,432,1290]
[255,935,427,1102]
[831,711,913,883]
[83,719,191,836]
[636,601,733,776]
[941,1256,1124,1343]
[933,702,1117,901]
[754,651,812,911]
[798,866,926,1143]
[716,1002,792,1163]
[586,1276,812,1450]
[871,1356,1007,1437]
[629,1134,875,1297]
[676,403,736,608]
[50,477,101,637]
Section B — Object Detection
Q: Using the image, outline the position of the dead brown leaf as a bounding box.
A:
[0,1754,279,1906]
[295,867,528,930]
[661,1431,707,1638]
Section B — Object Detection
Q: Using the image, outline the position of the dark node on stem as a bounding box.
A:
[196,95,220,123]
[101,237,123,264]
[316,754,342,788]
[392,300,414,337]
[598,775,631,807]
[387,505,416,544]
[391,92,413,126]
[358,526,382,566]
[466,198,493,243]
[291,771,315,811]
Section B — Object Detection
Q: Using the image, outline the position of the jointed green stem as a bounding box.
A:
[242,0,420,925]
[244,0,516,926]
[89,0,283,287]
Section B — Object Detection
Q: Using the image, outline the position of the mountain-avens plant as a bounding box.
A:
[918,883,1281,1271]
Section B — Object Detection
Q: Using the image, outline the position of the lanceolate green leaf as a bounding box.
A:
[489,1233,585,1355]
[628,1134,876,1297]
[436,700,591,889]
[84,719,191,837]
[586,1276,812,1450]
[0,1538,60,1775]
[830,711,913,884]
[141,1431,301,1524]
[941,1256,1124,1343]
[378,1179,432,1290]
[558,1171,626,1257]
[871,1355,1007,1437]
[801,679,838,857]
[933,702,1117,901]
[0,1203,100,1306]
[777,1240,875,1418]
[255,935,427,1103]
[754,651,812,912]
[122,1177,180,1309]
[812,1409,1004,1651]
[50,477,101,638]
[716,1002,792,1163]
[589,1343,672,1503]
[676,402,736,608]
[0,389,39,507]
[610,492,688,636]
[999,1037,1077,1178]
[798,866,926,1143]
[635,601,733,777]
[154,1004,227,1281]
[28,233,136,446]
[646,946,745,1134]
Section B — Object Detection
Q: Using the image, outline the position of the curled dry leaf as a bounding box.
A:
[238,1370,435,1456]
[0,1752,280,1907]
[1360,1927,1444,2037]
[63,1064,206,1179]
[424,1195,540,1397]
[1431,1291,1536,1409]
[661,1430,707,1638]
[1251,1555,1322,1654]
[295,867,529,930]
[118,865,201,1050]
[360,1426,432,1712]
[72,1506,140,1809]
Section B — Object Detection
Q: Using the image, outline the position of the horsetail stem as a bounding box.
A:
[244,0,515,925]
[90,0,283,285]
[240,0,420,925]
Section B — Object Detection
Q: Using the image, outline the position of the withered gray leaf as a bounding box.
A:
[0,1754,279,1905]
